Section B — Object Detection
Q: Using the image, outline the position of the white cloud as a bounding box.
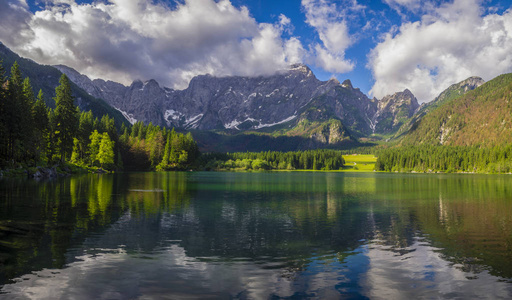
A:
[0,0,33,47]
[284,37,306,65]
[314,44,354,73]
[369,0,512,103]
[0,0,306,89]
[383,0,422,13]
[301,0,356,73]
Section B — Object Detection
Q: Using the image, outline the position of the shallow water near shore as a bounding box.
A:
[1,171,512,299]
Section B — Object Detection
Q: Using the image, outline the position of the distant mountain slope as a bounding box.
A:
[372,89,419,135]
[0,43,129,127]
[56,64,380,136]
[400,73,512,146]
[393,76,484,138]
[57,63,425,143]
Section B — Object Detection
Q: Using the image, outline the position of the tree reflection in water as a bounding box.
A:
[1,172,512,298]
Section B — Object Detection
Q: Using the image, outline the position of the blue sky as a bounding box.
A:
[1,0,512,102]
[231,0,398,93]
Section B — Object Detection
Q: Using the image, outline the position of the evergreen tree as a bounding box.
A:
[5,62,25,162]
[21,78,36,161]
[162,135,171,165]
[77,111,94,163]
[46,109,57,163]
[0,60,6,161]
[54,74,78,161]
[32,90,49,161]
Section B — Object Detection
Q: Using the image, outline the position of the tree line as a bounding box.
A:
[375,145,512,173]
[0,61,78,167]
[200,150,346,171]
[118,121,199,171]
[0,60,199,172]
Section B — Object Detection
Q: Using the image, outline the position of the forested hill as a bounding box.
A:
[0,43,128,128]
[399,73,512,147]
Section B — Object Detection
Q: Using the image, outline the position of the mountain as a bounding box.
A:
[53,64,377,150]
[372,89,419,135]
[399,73,512,146]
[57,63,427,151]
[393,76,485,138]
[56,64,378,134]
[0,43,129,127]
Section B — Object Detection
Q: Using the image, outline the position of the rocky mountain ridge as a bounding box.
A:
[1,41,500,152]
[372,89,419,135]
[54,60,491,152]
[55,64,423,140]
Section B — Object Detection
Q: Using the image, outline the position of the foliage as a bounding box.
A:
[98,132,115,168]
[53,74,79,161]
[375,145,512,173]
[400,73,512,147]
[121,124,199,171]
[0,43,129,128]
[200,149,345,171]
[0,60,200,172]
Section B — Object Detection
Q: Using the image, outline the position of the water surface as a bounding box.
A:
[1,172,512,299]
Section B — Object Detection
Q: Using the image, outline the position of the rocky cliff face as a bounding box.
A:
[57,64,384,137]
[56,63,428,141]
[372,89,419,134]
[165,64,339,131]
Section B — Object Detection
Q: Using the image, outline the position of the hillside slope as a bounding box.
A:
[0,43,129,127]
[393,76,484,139]
[400,73,512,146]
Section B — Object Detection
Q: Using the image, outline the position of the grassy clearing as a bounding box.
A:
[270,154,377,173]
[341,154,377,172]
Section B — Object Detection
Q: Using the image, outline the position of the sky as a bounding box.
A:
[0,0,511,103]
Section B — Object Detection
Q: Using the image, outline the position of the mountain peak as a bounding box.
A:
[341,79,353,89]
[460,76,485,90]
[289,63,313,76]
[54,64,89,80]
[146,78,160,86]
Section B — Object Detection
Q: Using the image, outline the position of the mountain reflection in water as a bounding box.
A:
[1,172,512,299]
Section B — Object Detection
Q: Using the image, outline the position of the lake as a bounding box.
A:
[1,171,512,299]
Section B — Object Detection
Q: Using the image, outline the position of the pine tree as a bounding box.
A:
[156,135,171,171]
[54,74,79,161]
[32,90,49,161]
[20,77,36,161]
[77,111,94,162]
[5,62,24,162]
[0,60,6,161]
[162,135,171,165]
[116,150,123,170]
[46,109,57,163]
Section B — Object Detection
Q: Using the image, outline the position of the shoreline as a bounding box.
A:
[0,164,111,179]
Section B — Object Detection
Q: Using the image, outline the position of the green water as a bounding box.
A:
[1,172,512,299]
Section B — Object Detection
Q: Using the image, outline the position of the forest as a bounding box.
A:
[0,60,199,173]
[4,58,512,176]
[375,145,512,173]
[200,150,346,171]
